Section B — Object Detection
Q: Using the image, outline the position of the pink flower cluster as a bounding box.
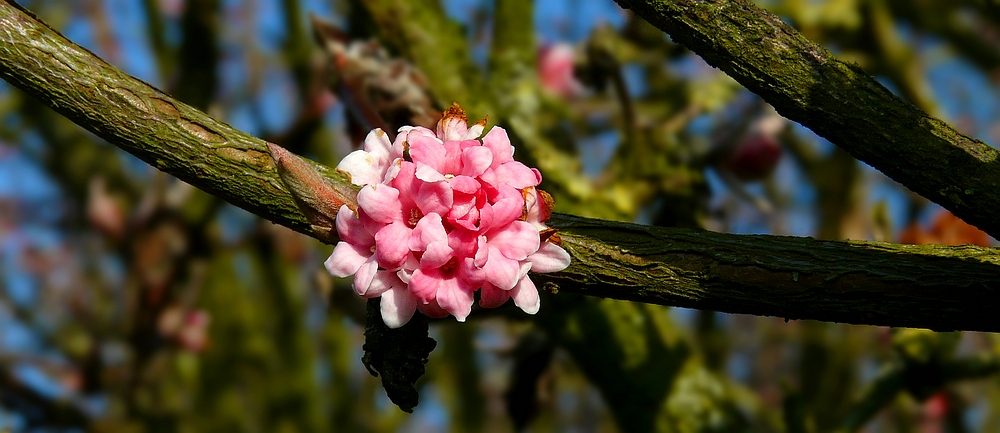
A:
[325,105,571,328]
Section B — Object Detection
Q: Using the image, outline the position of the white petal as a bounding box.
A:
[527,242,571,273]
[380,286,418,328]
[511,276,540,315]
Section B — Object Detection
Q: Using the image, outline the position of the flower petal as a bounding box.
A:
[511,275,540,314]
[415,163,447,182]
[482,126,514,166]
[363,128,392,161]
[335,205,373,247]
[490,221,540,261]
[449,175,481,194]
[409,134,447,172]
[421,241,455,269]
[324,242,370,277]
[495,161,541,188]
[409,213,448,251]
[409,268,442,304]
[479,283,510,308]
[461,146,493,177]
[375,222,412,269]
[336,150,384,186]
[415,181,453,215]
[416,300,449,318]
[380,286,418,328]
[527,242,572,273]
[483,246,521,290]
[435,280,474,322]
[353,255,379,296]
[365,270,404,298]
[357,184,403,224]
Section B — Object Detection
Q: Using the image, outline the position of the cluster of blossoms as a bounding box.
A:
[325,105,571,328]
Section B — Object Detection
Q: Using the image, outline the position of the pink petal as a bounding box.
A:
[479,283,510,308]
[409,213,448,251]
[409,268,442,304]
[478,168,498,192]
[391,161,418,193]
[511,275,540,314]
[421,241,455,269]
[459,257,486,288]
[441,141,465,175]
[353,255,379,296]
[449,229,480,260]
[486,196,524,230]
[490,221,540,261]
[380,286,418,328]
[409,134,447,172]
[415,163,446,182]
[474,236,488,268]
[435,280,474,322]
[461,146,493,177]
[449,175,481,194]
[415,181,453,215]
[528,242,572,273]
[495,161,541,188]
[375,222,412,269]
[365,270,404,298]
[357,184,403,224]
[483,246,521,290]
[335,205,373,247]
[324,242,370,277]
[416,301,449,318]
[482,126,514,166]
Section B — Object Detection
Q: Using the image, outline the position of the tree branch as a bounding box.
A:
[613,0,1000,240]
[2,1,1000,332]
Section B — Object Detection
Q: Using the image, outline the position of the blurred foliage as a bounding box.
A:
[0,0,999,432]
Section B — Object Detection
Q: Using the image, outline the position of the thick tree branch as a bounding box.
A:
[2,1,1000,332]
[613,0,1000,240]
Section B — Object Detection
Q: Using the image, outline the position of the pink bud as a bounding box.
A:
[266,142,359,242]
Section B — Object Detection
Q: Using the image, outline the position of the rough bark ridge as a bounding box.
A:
[2,1,1000,332]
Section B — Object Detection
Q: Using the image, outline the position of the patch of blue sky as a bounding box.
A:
[928,58,1000,145]
[217,203,257,246]
[254,67,298,134]
[621,63,648,98]
[226,102,262,137]
[105,0,160,84]
[576,129,618,176]
[254,0,288,53]
[0,408,26,433]
[725,352,752,383]
[864,165,914,234]
[61,14,98,56]
[0,317,42,353]
[534,0,626,43]
[12,363,70,400]
[0,149,60,203]
[406,384,449,431]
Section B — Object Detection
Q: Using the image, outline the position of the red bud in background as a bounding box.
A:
[724,134,783,181]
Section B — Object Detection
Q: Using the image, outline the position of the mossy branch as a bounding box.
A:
[3,1,1000,332]
[613,0,1000,239]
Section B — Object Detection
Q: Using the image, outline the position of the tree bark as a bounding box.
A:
[2,0,1000,332]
